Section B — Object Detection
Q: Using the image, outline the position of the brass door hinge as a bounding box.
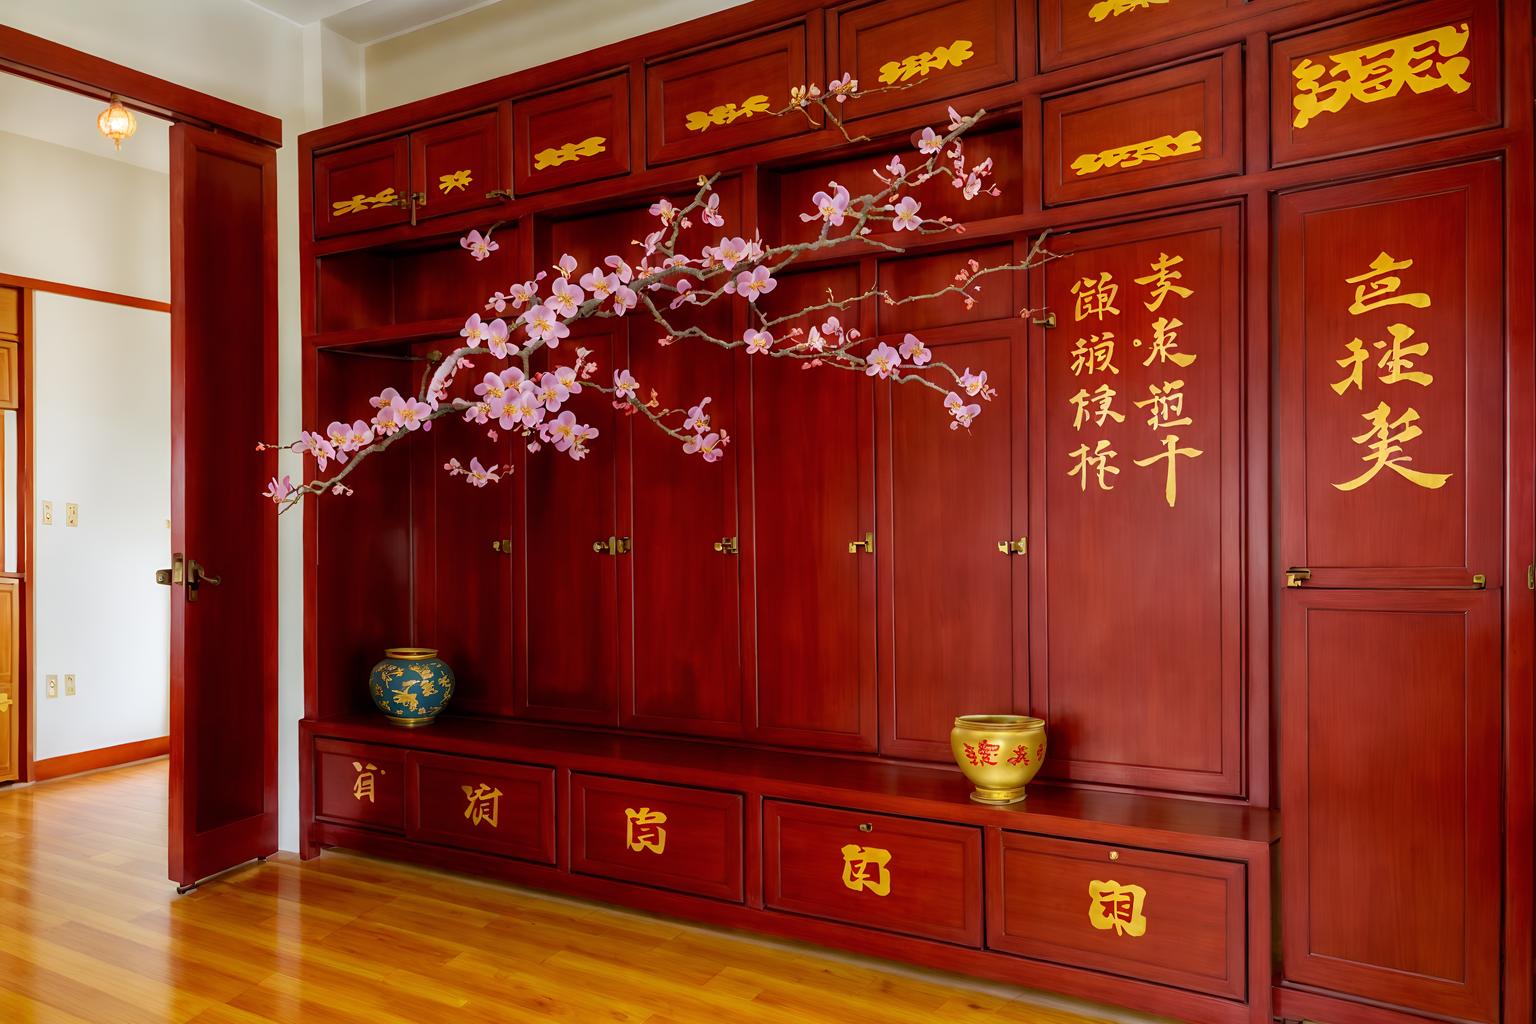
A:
[486,188,514,201]
[1284,567,1312,588]
[490,539,513,554]
[997,537,1027,555]
[848,531,874,555]
[592,536,631,556]
[1528,563,1534,591]
[712,536,739,555]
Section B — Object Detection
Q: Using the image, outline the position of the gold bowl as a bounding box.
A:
[950,714,1047,805]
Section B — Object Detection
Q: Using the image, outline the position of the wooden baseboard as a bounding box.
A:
[32,736,169,781]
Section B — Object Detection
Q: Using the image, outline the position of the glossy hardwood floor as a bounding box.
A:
[0,761,1135,1024]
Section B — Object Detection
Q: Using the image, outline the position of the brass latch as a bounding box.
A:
[1528,564,1534,591]
[1284,567,1312,588]
[485,188,514,201]
[1472,573,1486,590]
[184,559,221,602]
[0,693,12,714]
[1031,311,1057,329]
[997,537,1027,556]
[490,539,513,554]
[592,536,631,556]
[155,552,184,588]
[848,532,874,555]
[712,536,739,555]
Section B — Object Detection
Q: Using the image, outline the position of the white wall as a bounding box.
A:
[362,0,743,111]
[32,293,171,760]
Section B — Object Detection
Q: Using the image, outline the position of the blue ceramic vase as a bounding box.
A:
[369,648,455,727]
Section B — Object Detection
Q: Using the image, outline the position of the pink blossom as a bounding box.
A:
[708,236,750,271]
[325,420,352,459]
[899,333,931,366]
[883,155,906,180]
[554,365,582,395]
[827,72,858,103]
[556,253,578,278]
[264,475,294,502]
[821,316,845,340]
[611,285,638,315]
[461,229,498,261]
[684,396,712,434]
[891,196,923,231]
[508,280,540,308]
[613,369,638,399]
[487,291,509,313]
[460,312,489,348]
[502,383,545,429]
[669,278,697,310]
[548,277,584,318]
[465,457,501,487]
[523,304,570,348]
[743,328,773,354]
[535,371,571,411]
[959,368,989,397]
[292,430,337,472]
[702,193,725,228]
[605,255,634,283]
[392,394,434,431]
[728,265,778,303]
[581,269,619,302]
[801,184,851,227]
[649,198,677,223]
[683,431,725,462]
[345,420,373,452]
[944,390,982,429]
[947,105,967,130]
[474,368,522,402]
[543,410,599,457]
[918,127,944,155]
[865,343,902,379]
[640,228,666,256]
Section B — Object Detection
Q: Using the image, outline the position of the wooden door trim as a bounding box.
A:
[0,273,170,314]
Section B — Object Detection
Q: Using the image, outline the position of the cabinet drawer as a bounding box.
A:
[1039,0,1239,72]
[1269,0,1500,168]
[764,801,982,946]
[412,111,503,221]
[405,751,555,864]
[313,136,410,238]
[988,832,1246,1000]
[314,739,406,832]
[514,73,631,196]
[645,21,815,166]
[570,774,743,902]
[1043,48,1240,207]
[829,0,1016,121]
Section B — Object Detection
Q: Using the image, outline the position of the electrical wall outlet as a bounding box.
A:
[45,675,58,699]
[63,674,76,696]
[65,503,79,527]
[41,501,53,526]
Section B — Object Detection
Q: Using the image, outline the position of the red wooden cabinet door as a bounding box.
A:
[517,321,624,724]
[1275,161,1502,590]
[169,125,278,888]
[411,110,503,221]
[313,135,409,238]
[1029,207,1244,797]
[1279,590,1501,1021]
[879,312,1026,761]
[513,72,631,196]
[405,752,556,864]
[748,266,876,750]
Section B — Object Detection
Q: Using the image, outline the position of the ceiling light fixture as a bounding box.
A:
[97,95,137,151]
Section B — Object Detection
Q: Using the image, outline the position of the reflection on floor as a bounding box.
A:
[0,760,1142,1024]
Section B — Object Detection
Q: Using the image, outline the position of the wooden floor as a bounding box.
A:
[0,761,1136,1024]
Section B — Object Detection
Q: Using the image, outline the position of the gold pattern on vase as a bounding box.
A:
[1070,130,1203,177]
[438,169,473,194]
[1088,0,1170,22]
[685,94,772,133]
[877,39,975,85]
[950,714,1046,804]
[1292,23,1471,129]
[1089,879,1148,937]
[533,136,608,170]
[840,844,892,896]
[625,806,667,853]
[331,186,400,216]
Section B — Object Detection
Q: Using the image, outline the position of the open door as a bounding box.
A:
[166,124,278,890]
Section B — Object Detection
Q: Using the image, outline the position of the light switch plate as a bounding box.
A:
[65,503,79,527]
[45,675,58,699]
[41,501,53,526]
[64,674,76,696]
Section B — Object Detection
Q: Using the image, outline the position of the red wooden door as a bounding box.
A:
[168,125,278,889]
[1275,161,1503,1021]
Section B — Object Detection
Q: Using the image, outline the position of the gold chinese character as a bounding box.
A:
[1374,323,1434,386]
[877,39,975,84]
[1333,402,1452,492]
[437,168,473,194]
[1292,23,1472,130]
[351,761,382,803]
[1134,434,1204,508]
[684,94,772,133]
[1071,332,1120,376]
[1346,251,1431,315]
[962,739,1000,766]
[1139,316,1196,368]
[1133,380,1191,431]
[1070,384,1125,429]
[1071,272,1121,322]
[625,807,668,854]
[1087,0,1168,22]
[533,136,608,170]
[840,844,893,897]
[1068,440,1121,492]
[462,783,502,828]
[1332,338,1369,394]
[1070,131,1202,177]
[1134,252,1194,312]
[1089,880,1148,938]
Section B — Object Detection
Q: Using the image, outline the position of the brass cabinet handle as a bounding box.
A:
[184,558,221,602]
[713,537,739,555]
[1108,850,1119,862]
[593,536,631,556]
[997,537,1026,556]
[1284,567,1312,588]
[490,539,512,554]
[858,822,874,833]
[485,188,514,201]
[848,532,874,555]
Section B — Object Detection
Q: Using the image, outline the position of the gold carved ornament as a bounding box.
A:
[351,761,382,803]
[876,39,975,85]
[684,94,772,133]
[625,806,667,854]
[1292,23,1472,130]
[1070,130,1202,177]
[1089,879,1147,937]
[1088,0,1170,23]
[462,783,502,827]
[840,844,892,897]
[331,186,402,217]
[438,169,473,194]
[533,136,608,171]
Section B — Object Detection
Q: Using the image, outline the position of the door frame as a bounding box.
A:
[0,27,280,781]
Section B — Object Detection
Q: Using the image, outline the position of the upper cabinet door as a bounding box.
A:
[645,20,819,166]
[1029,207,1244,797]
[828,0,1017,121]
[1038,0,1241,72]
[1275,161,1503,590]
[514,73,632,196]
[313,135,410,238]
[411,111,504,221]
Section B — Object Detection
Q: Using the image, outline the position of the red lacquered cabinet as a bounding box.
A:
[570,774,745,902]
[406,751,556,864]
[764,801,983,946]
[314,740,406,832]
[313,136,410,238]
[410,110,504,220]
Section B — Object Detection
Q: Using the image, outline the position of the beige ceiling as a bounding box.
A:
[245,0,502,44]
